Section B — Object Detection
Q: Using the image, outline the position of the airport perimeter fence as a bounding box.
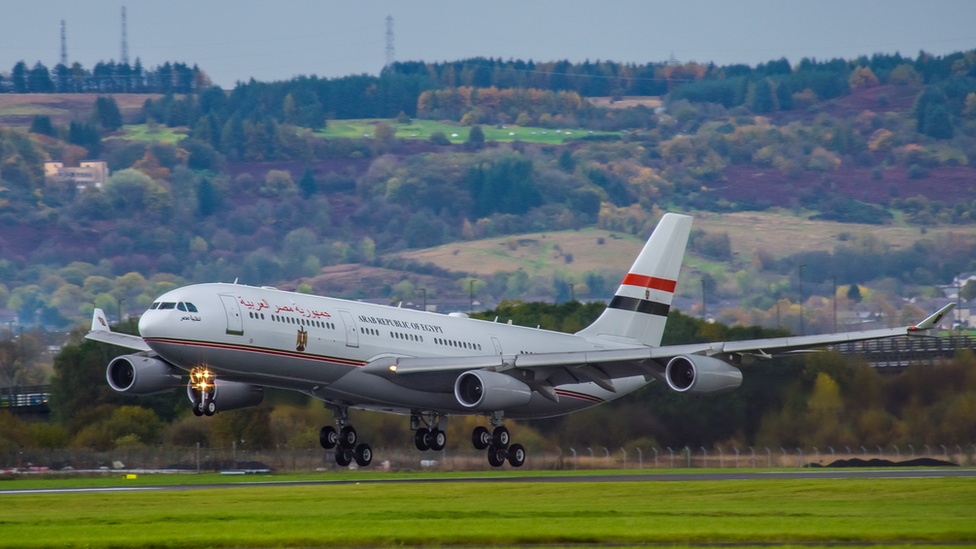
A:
[3,443,975,474]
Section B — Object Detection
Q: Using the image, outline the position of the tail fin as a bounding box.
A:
[577,212,692,347]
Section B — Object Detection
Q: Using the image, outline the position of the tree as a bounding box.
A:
[197,177,217,217]
[467,125,485,145]
[751,78,775,113]
[961,279,976,302]
[12,61,28,93]
[68,121,102,155]
[298,166,317,198]
[396,110,411,124]
[92,96,124,131]
[429,131,450,145]
[28,62,53,93]
[922,103,953,139]
[847,283,862,303]
[848,66,879,90]
[29,115,56,137]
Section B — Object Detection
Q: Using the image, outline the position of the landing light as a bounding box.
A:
[389,365,397,372]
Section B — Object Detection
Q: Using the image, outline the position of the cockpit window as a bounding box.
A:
[177,303,186,312]
[159,302,176,310]
[184,302,198,312]
[150,302,160,310]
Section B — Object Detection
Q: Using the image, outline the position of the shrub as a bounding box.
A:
[429,132,451,146]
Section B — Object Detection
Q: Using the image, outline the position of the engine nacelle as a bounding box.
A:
[186,379,264,412]
[665,355,743,396]
[454,370,532,412]
[107,355,182,396]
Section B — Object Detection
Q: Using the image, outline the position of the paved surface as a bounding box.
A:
[1,468,974,495]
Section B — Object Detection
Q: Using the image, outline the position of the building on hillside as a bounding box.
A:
[44,161,109,190]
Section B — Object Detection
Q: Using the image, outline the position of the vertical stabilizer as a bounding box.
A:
[577,213,692,346]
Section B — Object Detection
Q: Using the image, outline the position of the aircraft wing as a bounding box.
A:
[84,308,152,352]
[365,303,955,393]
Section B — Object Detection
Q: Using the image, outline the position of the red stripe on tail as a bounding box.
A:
[621,274,676,293]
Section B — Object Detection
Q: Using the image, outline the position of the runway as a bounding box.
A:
[1,468,973,495]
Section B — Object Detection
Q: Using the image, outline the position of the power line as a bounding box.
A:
[59,20,67,66]
[385,15,394,67]
[120,6,129,66]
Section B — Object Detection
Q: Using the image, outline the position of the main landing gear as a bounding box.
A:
[319,404,372,468]
[189,368,217,417]
[472,416,525,468]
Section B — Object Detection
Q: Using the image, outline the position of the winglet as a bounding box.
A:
[909,303,956,332]
[91,308,110,332]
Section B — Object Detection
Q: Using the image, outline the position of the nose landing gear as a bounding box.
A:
[189,368,216,417]
[319,404,372,468]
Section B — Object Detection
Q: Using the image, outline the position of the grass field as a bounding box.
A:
[315,118,617,144]
[108,124,188,144]
[0,475,972,547]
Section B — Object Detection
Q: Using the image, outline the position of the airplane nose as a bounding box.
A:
[138,313,161,338]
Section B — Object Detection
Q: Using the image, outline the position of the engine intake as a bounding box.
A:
[455,370,531,411]
[107,355,182,396]
[186,379,263,412]
[665,355,743,396]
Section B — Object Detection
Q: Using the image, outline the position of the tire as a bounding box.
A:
[192,399,203,417]
[508,443,526,467]
[319,426,338,449]
[487,447,506,467]
[204,400,217,416]
[429,429,446,451]
[335,449,352,467]
[339,425,357,449]
[472,426,490,450]
[414,428,430,451]
[492,426,509,449]
[354,443,373,467]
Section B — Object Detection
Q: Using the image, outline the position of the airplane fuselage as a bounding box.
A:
[140,283,649,419]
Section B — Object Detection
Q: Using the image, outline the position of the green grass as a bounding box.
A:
[0,105,68,117]
[110,124,189,144]
[315,118,618,144]
[0,477,972,547]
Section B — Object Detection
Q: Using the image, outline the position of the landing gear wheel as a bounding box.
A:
[492,426,510,449]
[508,443,526,467]
[204,400,217,416]
[339,425,357,449]
[354,443,373,467]
[335,449,352,467]
[487,447,507,467]
[472,426,491,450]
[415,428,431,451]
[192,399,204,417]
[429,429,446,451]
[319,426,338,449]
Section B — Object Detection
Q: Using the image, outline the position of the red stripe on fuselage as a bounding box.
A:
[143,337,366,367]
[621,274,676,293]
[555,390,603,404]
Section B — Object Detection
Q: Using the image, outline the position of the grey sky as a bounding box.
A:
[2,0,974,88]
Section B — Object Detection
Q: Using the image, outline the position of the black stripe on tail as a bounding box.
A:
[607,296,670,317]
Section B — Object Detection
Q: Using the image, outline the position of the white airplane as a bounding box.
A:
[87,213,955,468]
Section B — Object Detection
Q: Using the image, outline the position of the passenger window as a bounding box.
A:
[185,303,198,312]
[159,302,176,310]
[150,302,160,310]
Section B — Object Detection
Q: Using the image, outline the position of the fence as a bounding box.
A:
[4,443,974,473]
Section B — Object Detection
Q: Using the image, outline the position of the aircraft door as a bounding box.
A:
[339,310,359,348]
[491,336,502,355]
[219,295,244,336]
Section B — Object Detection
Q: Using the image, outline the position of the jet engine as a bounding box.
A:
[186,379,264,412]
[454,370,532,412]
[107,355,182,396]
[665,355,743,396]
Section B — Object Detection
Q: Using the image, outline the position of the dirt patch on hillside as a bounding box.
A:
[717,164,976,207]
[587,96,662,110]
[0,93,166,126]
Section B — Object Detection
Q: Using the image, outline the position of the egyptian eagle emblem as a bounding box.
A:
[296,326,308,352]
